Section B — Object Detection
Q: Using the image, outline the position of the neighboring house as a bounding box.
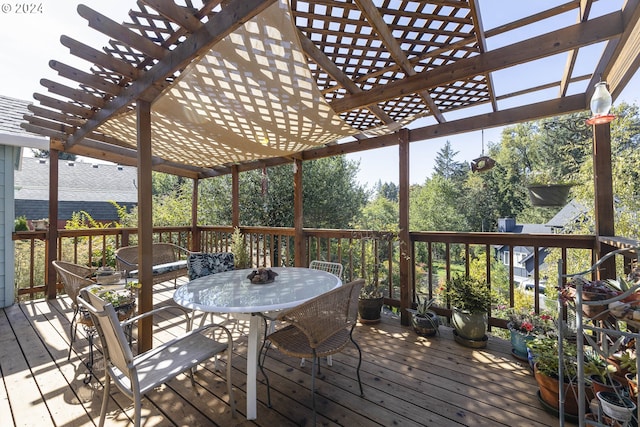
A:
[494,202,590,288]
[495,218,549,284]
[0,95,48,308]
[545,199,589,233]
[15,157,138,229]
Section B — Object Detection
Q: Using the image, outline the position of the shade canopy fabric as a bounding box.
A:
[98,1,359,169]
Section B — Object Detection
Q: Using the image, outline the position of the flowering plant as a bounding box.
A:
[505,308,555,336]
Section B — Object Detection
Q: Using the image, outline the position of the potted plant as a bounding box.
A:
[618,350,638,398]
[407,296,439,337]
[85,285,137,322]
[505,308,555,360]
[584,352,622,395]
[559,276,621,321]
[525,170,575,207]
[358,277,384,324]
[445,274,491,343]
[527,335,583,417]
[596,391,636,423]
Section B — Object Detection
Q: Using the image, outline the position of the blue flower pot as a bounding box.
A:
[509,327,533,359]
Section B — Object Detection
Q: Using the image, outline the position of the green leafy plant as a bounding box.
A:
[231,227,250,269]
[527,335,579,381]
[445,274,491,314]
[89,286,134,307]
[360,278,383,299]
[410,296,436,317]
[584,351,617,385]
[618,349,637,375]
[91,247,116,268]
[14,216,28,231]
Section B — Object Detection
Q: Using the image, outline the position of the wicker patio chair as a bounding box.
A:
[259,279,365,424]
[52,260,96,360]
[77,285,235,427]
[301,260,345,367]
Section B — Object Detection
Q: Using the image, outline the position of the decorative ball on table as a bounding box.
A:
[247,268,278,284]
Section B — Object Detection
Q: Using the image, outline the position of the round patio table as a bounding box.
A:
[173,266,341,420]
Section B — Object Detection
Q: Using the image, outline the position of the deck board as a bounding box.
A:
[1,280,571,426]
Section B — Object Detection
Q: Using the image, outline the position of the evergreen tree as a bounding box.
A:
[373,180,398,202]
[433,141,467,182]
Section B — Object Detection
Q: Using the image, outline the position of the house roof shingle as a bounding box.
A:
[15,157,138,203]
[0,95,47,149]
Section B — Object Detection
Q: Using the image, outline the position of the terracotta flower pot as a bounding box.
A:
[589,374,623,395]
[565,287,611,321]
[583,290,613,320]
[534,364,581,416]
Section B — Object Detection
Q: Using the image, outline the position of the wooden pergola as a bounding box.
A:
[21,0,640,350]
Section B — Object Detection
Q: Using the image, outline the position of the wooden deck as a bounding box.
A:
[1,279,567,426]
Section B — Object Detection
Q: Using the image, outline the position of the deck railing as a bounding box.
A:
[14,226,620,329]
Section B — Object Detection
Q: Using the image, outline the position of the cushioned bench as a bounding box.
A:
[115,243,190,287]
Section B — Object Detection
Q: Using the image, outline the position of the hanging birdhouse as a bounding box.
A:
[470,130,496,173]
[470,156,496,173]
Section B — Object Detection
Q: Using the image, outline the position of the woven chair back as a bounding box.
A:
[278,279,364,347]
[52,260,94,305]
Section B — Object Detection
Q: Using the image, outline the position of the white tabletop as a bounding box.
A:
[173,267,342,314]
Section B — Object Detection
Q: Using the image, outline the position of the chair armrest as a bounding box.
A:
[196,322,234,342]
[121,305,191,328]
[170,243,197,259]
[115,254,138,268]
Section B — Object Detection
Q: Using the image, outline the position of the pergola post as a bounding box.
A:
[398,129,410,326]
[191,178,200,251]
[136,100,154,352]
[46,145,59,299]
[293,159,304,267]
[592,121,616,279]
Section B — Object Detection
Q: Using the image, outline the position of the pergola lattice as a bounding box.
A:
[22,0,640,178]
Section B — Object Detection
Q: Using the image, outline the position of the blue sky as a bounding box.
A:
[347,0,640,188]
[1,1,637,188]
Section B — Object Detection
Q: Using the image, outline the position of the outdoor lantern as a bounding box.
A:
[586,81,615,125]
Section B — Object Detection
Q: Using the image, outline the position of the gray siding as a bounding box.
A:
[1,146,17,308]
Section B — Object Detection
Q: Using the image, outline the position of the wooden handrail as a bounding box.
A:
[14,225,637,330]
